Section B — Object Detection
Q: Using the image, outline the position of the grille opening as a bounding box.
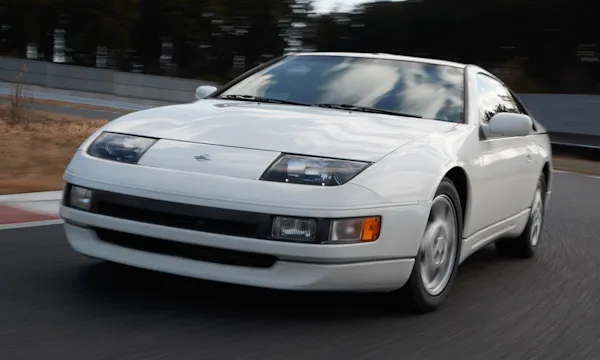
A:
[94,228,277,269]
[95,202,259,238]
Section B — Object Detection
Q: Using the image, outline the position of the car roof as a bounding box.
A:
[293,52,467,69]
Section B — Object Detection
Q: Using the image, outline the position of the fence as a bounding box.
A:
[0,57,217,104]
[1,56,599,138]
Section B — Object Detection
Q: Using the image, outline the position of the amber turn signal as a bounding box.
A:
[360,217,381,242]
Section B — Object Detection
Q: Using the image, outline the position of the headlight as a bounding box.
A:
[260,155,370,186]
[87,132,157,164]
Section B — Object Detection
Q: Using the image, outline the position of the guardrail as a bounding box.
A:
[549,132,600,161]
[551,143,600,161]
[0,86,156,112]
[0,56,217,104]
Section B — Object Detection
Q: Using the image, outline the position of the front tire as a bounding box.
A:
[495,175,546,258]
[400,177,463,313]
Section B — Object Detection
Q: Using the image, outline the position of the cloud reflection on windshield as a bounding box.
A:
[221,55,465,122]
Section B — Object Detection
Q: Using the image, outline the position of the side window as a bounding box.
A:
[476,74,520,124]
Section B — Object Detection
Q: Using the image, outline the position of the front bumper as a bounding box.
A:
[60,152,430,291]
[63,220,415,291]
[60,195,423,291]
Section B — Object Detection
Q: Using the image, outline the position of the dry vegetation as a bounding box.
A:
[0,109,106,194]
[0,69,106,194]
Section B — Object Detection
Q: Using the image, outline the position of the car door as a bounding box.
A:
[465,73,538,236]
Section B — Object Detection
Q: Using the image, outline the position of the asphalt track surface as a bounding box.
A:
[0,98,124,121]
[1,171,600,360]
[29,102,125,120]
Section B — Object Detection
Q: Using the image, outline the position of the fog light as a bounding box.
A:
[271,216,317,242]
[330,217,381,243]
[69,185,92,211]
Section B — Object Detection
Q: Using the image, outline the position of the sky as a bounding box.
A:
[314,0,367,12]
[314,0,401,13]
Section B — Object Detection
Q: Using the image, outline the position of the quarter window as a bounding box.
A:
[476,74,520,123]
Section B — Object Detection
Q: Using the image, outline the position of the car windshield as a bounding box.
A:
[218,55,465,123]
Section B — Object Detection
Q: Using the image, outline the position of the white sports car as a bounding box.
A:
[60,52,553,312]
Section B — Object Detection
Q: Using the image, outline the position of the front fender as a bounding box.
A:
[350,131,468,204]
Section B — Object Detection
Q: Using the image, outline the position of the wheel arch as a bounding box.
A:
[541,162,551,192]
[442,166,470,238]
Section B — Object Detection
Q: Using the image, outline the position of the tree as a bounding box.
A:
[0,0,597,93]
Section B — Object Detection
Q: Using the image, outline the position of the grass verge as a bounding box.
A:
[0,106,106,195]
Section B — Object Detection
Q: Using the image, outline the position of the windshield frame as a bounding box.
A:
[208,54,468,124]
[208,55,288,99]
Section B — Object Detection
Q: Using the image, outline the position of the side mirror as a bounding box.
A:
[482,112,533,138]
[195,85,218,100]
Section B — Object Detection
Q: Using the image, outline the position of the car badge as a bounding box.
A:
[195,154,211,162]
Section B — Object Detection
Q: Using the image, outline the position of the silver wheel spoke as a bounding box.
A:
[419,194,458,296]
[530,187,543,247]
[431,201,449,224]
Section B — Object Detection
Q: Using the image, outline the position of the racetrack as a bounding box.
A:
[0,95,131,121]
[28,101,125,120]
[0,83,166,121]
[1,171,599,359]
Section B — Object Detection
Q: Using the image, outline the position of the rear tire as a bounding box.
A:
[397,177,463,313]
[495,174,546,258]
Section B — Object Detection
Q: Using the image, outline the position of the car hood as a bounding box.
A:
[103,99,458,162]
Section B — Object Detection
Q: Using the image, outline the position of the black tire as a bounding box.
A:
[397,177,463,313]
[495,174,546,258]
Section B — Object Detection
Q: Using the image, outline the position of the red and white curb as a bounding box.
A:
[0,191,63,230]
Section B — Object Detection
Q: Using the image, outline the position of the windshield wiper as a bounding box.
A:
[316,104,422,119]
[218,94,314,107]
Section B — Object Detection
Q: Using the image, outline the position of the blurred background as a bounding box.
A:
[2,2,600,359]
[0,0,597,94]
